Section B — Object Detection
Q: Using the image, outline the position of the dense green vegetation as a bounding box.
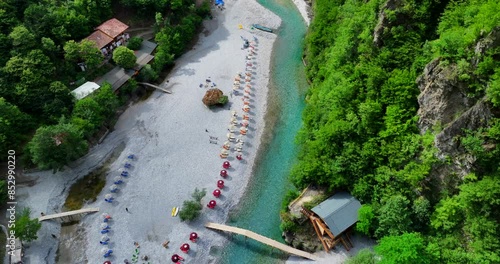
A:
[179,188,206,221]
[12,207,41,243]
[0,0,209,169]
[292,0,500,262]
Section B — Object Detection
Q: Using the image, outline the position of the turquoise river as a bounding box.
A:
[220,0,308,263]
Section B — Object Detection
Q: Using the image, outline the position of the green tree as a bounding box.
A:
[12,208,42,243]
[375,233,434,264]
[127,37,143,50]
[346,249,376,264]
[376,195,413,238]
[179,188,206,221]
[28,122,88,171]
[64,40,103,71]
[356,204,375,236]
[93,83,119,118]
[8,25,36,52]
[72,97,105,133]
[113,46,136,69]
[43,81,74,123]
[0,98,33,159]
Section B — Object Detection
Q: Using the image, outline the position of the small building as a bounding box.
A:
[301,192,361,252]
[85,18,130,57]
[71,81,101,100]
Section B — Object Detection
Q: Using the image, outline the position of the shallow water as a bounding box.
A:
[220,0,308,263]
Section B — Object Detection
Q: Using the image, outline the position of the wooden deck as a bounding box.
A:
[39,208,100,221]
[137,82,172,93]
[205,222,318,261]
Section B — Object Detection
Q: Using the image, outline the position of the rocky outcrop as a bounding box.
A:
[473,26,500,66]
[416,58,477,133]
[433,99,492,178]
[417,57,493,181]
[373,0,403,47]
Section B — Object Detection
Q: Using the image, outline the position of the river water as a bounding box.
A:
[220,0,308,263]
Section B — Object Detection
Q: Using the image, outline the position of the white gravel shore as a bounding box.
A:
[18,0,282,263]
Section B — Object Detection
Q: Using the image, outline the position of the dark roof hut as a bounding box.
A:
[301,192,361,252]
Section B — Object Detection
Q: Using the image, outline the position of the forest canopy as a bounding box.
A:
[0,0,209,169]
[295,0,500,262]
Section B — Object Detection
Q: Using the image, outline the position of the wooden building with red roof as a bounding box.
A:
[85,18,130,57]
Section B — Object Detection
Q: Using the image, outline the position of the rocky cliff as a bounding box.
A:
[416,45,498,182]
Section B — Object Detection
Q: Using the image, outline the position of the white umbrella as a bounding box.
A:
[235,142,244,148]
[101,235,110,242]
[223,141,231,147]
[227,133,235,139]
[104,194,113,199]
[102,213,109,219]
[242,120,249,126]
[240,127,248,132]
[231,110,237,116]
[109,185,118,191]
[100,223,109,230]
[220,149,229,155]
[243,105,250,109]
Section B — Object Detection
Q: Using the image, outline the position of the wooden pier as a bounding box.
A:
[39,208,100,222]
[137,82,172,94]
[205,222,318,261]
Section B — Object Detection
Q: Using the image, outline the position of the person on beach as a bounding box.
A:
[134,241,140,248]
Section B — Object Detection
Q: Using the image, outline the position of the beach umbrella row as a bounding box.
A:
[102,154,137,258]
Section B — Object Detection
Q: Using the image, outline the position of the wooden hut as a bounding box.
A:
[301,192,361,252]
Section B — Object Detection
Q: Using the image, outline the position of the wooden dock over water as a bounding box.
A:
[39,208,100,222]
[205,222,318,261]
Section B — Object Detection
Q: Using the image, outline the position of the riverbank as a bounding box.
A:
[292,0,312,26]
[17,1,280,263]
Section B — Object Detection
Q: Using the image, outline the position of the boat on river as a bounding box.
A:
[252,24,273,33]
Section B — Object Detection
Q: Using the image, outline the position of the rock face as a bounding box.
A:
[416,58,477,133]
[373,0,403,47]
[416,58,493,180]
[473,26,500,66]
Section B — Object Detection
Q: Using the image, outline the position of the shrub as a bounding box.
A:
[127,37,143,50]
[179,188,206,221]
[113,46,136,69]
[218,95,228,105]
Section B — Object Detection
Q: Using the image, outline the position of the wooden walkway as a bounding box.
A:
[137,82,172,94]
[39,208,100,221]
[205,222,318,261]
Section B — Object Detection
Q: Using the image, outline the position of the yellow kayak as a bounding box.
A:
[171,207,177,216]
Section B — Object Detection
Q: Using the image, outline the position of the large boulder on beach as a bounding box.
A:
[202,88,228,107]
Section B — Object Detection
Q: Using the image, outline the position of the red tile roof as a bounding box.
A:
[96,18,129,39]
[85,30,113,49]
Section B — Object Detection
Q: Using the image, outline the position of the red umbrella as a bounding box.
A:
[223,161,231,169]
[207,200,217,209]
[171,254,182,262]
[217,180,224,189]
[220,170,228,177]
[180,243,190,253]
[103,261,112,264]
[213,189,221,198]
[190,232,198,242]
[236,155,243,160]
